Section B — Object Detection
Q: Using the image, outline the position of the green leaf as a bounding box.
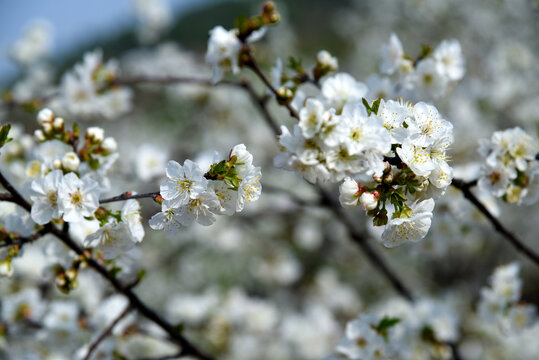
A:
[376,316,400,340]
[0,124,13,149]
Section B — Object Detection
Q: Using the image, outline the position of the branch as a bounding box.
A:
[452,178,539,267]
[316,186,414,301]
[84,305,132,360]
[0,170,215,360]
[242,49,300,120]
[0,171,31,212]
[0,225,51,249]
[100,191,160,204]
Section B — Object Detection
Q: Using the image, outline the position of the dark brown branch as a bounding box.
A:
[316,186,414,301]
[48,226,214,360]
[0,225,51,249]
[100,191,160,204]
[84,305,133,360]
[242,50,300,120]
[452,178,539,267]
[0,171,31,212]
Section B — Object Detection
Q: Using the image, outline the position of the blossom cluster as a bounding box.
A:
[380,33,465,100]
[274,81,454,246]
[478,262,536,331]
[150,144,262,237]
[327,298,459,360]
[25,108,145,259]
[478,127,538,205]
[53,49,133,119]
[205,3,279,83]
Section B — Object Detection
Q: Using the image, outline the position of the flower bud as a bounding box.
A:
[316,50,338,71]
[102,137,117,153]
[42,121,53,133]
[86,126,104,143]
[62,152,80,171]
[52,117,64,130]
[52,159,62,169]
[37,108,54,125]
[0,259,13,278]
[276,86,294,105]
[360,192,378,211]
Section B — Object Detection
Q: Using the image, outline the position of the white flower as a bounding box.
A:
[299,98,325,138]
[160,159,208,208]
[381,198,435,247]
[0,259,14,278]
[317,50,338,72]
[336,314,393,360]
[478,161,513,197]
[37,108,54,125]
[61,152,81,171]
[42,301,80,332]
[336,103,392,156]
[407,102,453,148]
[149,206,183,238]
[207,180,238,215]
[134,143,168,181]
[380,33,404,75]
[433,39,465,81]
[377,99,412,144]
[84,221,134,259]
[121,199,144,242]
[29,169,63,225]
[205,26,242,84]
[87,126,105,143]
[397,138,436,177]
[176,191,220,226]
[490,262,522,303]
[102,137,118,153]
[339,177,360,209]
[237,167,262,212]
[321,73,368,112]
[58,173,100,223]
[412,58,448,99]
[230,143,254,177]
[9,20,52,66]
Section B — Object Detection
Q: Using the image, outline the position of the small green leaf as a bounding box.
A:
[376,317,400,340]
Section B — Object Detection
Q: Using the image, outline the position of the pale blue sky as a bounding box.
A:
[0,0,215,83]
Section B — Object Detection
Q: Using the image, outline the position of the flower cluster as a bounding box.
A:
[328,298,459,360]
[478,127,538,205]
[275,89,453,246]
[150,144,262,237]
[205,2,279,83]
[380,33,465,100]
[478,262,536,331]
[27,108,144,259]
[54,49,133,119]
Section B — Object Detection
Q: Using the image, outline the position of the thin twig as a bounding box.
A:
[0,226,51,249]
[452,178,539,267]
[84,305,132,360]
[243,50,300,120]
[100,191,160,204]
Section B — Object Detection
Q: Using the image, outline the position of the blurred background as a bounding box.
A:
[1,0,539,359]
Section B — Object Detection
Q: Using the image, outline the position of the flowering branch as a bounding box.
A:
[0,170,215,360]
[241,48,300,119]
[452,178,539,266]
[83,305,133,360]
[0,226,51,249]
